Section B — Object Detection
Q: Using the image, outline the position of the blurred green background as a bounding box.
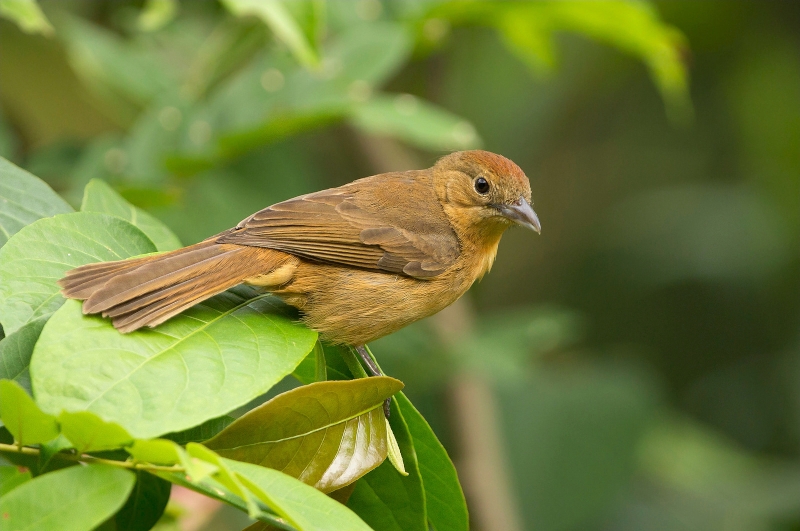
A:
[1,1,798,530]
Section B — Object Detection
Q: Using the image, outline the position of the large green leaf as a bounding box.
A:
[349,94,482,151]
[114,471,172,531]
[347,398,427,531]
[186,442,262,516]
[0,463,135,531]
[151,446,371,530]
[81,179,182,251]
[0,212,156,335]
[32,286,318,438]
[0,379,59,445]
[227,458,374,531]
[0,156,72,249]
[205,377,404,492]
[0,315,47,394]
[395,392,469,531]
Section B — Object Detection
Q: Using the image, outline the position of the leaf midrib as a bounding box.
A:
[215,404,385,450]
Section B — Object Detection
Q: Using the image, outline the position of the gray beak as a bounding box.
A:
[498,197,541,233]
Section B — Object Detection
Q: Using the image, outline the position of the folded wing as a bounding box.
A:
[216,171,460,278]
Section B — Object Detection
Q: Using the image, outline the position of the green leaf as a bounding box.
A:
[81,179,182,251]
[137,0,178,32]
[152,447,368,530]
[58,411,134,453]
[60,15,173,119]
[0,212,157,335]
[206,377,403,492]
[385,418,408,476]
[222,0,319,68]
[114,471,172,531]
[395,392,468,531]
[350,94,482,151]
[438,0,691,122]
[32,286,318,438]
[292,341,327,384]
[187,442,261,517]
[38,434,73,473]
[0,464,31,496]
[127,438,218,483]
[0,379,58,445]
[330,22,411,86]
[0,0,54,36]
[0,315,47,395]
[0,463,135,531]
[0,156,72,249]
[126,438,184,466]
[347,398,426,531]
[227,458,374,531]
[292,344,354,384]
[163,415,235,444]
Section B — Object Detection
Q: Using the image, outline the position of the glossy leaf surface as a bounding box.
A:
[0,212,156,334]
[396,392,469,531]
[206,377,403,492]
[0,463,135,531]
[81,178,182,251]
[0,156,71,249]
[32,287,318,438]
[227,458,374,531]
[347,398,426,531]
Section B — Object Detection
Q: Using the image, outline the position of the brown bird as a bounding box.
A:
[59,150,540,378]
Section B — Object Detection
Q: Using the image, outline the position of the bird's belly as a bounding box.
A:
[273,262,469,346]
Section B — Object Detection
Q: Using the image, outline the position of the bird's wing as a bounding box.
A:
[215,172,461,278]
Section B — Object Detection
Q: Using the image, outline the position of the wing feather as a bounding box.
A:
[216,171,460,278]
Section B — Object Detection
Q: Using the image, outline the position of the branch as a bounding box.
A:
[0,442,184,473]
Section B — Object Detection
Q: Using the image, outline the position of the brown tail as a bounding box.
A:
[59,240,292,333]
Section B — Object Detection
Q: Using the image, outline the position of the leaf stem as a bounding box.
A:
[0,442,184,473]
[340,347,369,378]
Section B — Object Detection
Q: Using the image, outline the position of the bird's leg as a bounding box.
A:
[356,345,391,418]
[356,345,381,376]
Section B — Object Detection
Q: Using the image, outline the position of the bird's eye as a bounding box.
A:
[474,177,490,195]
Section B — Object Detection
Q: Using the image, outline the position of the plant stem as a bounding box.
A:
[340,346,369,378]
[0,442,184,473]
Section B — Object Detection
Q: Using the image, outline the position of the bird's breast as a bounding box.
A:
[273,260,476,346]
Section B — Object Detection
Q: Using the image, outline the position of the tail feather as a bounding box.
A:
[83,242,237,314]
[61,255,155,299]
[59,241,293,333]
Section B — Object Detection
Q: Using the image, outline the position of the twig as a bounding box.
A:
[0,442,184,473]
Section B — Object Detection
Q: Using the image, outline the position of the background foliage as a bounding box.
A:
[0,1,798,530]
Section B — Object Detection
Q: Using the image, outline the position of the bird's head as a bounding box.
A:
[433,150,541,240]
